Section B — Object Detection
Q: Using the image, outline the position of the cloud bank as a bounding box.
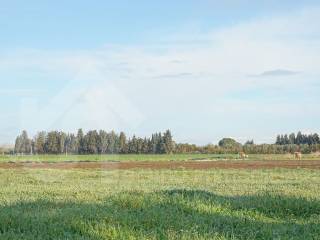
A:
[0,6,319,144]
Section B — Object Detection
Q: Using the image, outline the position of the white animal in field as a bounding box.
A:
[239,152,249,159]
[294,152,302,160]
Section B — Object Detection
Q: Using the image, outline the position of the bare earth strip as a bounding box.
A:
[1,160,320,170]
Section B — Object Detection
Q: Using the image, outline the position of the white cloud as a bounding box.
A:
[1,6,320,143]
[251,69,299,77]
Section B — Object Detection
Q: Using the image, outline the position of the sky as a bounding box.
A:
[0,0,320,145]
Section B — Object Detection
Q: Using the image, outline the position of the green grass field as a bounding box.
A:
[1,153,320,163]
[0,168,319,239]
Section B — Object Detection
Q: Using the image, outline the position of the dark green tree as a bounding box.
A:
[34,131,46,154]
[119,132,128,153]
[296,131,303,145]
[45,131,60,154]
[163,130,174,154]
[84,130,99,154]
[98,130,108,154]
[289,133,295,145]
[77,129,85,154]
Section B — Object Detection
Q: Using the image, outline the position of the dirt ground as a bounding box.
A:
[0,160,320,170]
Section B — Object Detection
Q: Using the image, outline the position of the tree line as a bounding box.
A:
[14,129,174,155]
[173,133,320,154]
[276,132,320,145]
[13,130,320,155]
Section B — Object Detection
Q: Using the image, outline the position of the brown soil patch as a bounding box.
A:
[0,160,320,170]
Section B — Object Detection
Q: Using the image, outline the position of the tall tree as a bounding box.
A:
[14,130,33,154]
[34,131,46,154]
[45,131,60,154]
[98,130,108,154]
[84,130,99,154]
[58,132,67,154]
[163,130,174,154]
[68,134,78,154]
[119,132,128,153]
[289,133,296,145]
[14,135,22,154]
[296,131,303,145]
[77,129,85,154]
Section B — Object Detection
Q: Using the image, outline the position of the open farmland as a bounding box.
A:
[0,168,319,239]
[1,153,320,163]
[2,1,320,239]
[1,159,320,170]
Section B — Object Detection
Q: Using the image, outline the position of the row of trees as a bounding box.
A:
[14,129,174,155]
[276,132,320,145]
[169,133,320,154]
[173,143,320,154]
[14,130,320,155]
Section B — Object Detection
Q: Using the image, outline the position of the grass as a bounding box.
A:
[0,168,319,239]
[0,153,320,163]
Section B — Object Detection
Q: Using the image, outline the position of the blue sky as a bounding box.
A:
[1,1,315,48]
[0,1,320,144]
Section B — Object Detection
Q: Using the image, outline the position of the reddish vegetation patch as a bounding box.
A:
[0,160,320,170]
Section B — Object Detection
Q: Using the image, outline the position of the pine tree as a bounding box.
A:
[119,132,128,153]
[69,134,78,154]
[163,130,174,154]
[45,131,60,154]
[283,134,289,145]
[129,135,138,153]
[296,131,303,145]
[14,135,22,154]
[106,131,117,154]
[20,130,32,154]
[58,132,67,154]
[289,133,295,145]
[84,130,99,154]
[156,133,164,154]
[142,138,149,153]
[98,130,108,154]
[34,131,46,154]
[77,129,85,154]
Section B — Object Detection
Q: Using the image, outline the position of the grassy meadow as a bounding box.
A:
[0,153,320,163]
[0,168,319,239]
